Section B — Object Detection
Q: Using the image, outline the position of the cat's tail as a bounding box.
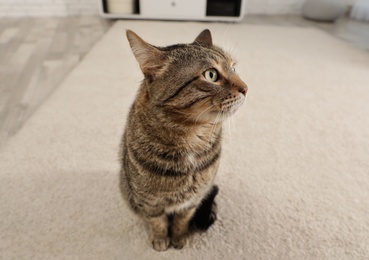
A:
[189,185,219,232]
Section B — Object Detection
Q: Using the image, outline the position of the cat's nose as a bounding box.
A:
[238,86,247,96]
[231,75,248,96]
[231,84,247,97]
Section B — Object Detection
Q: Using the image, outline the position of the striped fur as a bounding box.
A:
[120,29,247,251]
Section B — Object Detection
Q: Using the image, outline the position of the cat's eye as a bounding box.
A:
[204,69,218,82]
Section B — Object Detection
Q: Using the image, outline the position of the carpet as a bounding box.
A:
[1,20,369,260]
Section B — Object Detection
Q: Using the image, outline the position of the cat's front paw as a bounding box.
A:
[171,235,189,249]
[152,237,170,252]
[209,200,217,225]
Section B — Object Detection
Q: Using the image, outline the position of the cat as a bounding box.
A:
[119,29,247,251]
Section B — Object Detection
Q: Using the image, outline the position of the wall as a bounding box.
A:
[245,0,355,15]
[245,0,305,14]
[0,0,354,17]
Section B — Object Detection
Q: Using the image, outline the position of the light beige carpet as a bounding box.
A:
[1,20,369,259]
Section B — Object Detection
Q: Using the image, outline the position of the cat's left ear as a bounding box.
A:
[126,30,165,80]
[193,29,213,47]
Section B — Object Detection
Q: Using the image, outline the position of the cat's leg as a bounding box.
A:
[190,185,219,231]
[170,207,196,249]
[147,214,170,252]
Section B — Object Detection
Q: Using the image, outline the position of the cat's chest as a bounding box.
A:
[186,153,196,165]
[186,124,221,152]
[164,182,213,214]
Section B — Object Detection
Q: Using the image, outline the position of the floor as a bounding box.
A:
[0,16,113,149]
[0,14,368,150]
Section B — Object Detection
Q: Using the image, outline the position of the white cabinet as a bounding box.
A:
[140,0,206,20]
[101,0,245,22]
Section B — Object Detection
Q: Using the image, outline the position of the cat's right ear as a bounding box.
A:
[126,30,164,79]
[193,29,213,47]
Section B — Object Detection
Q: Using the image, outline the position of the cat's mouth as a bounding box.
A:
[210,96,245,121]
[187,94,246,124]
[221,97,244,112]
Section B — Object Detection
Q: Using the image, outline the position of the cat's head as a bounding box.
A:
[126,29,247,124]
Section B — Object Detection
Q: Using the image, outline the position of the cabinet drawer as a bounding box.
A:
[140,0,206,19]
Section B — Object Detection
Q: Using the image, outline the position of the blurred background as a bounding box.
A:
[0,0,368,149]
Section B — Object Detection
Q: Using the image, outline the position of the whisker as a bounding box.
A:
[166,102,209,124]
[207,110,221,144]
[208,106,225,144]
[231,113,237,139]
[228,115,232,142]
[193,104,216,125]
[229,30,239,56]
[222,25,231,52]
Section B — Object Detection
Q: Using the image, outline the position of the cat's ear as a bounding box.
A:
[193,29,213,47]
[126,30,164,79]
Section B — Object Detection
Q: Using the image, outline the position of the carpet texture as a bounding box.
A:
[1,20,369,259]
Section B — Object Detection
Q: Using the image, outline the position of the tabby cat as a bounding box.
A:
[120,29,247,251]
